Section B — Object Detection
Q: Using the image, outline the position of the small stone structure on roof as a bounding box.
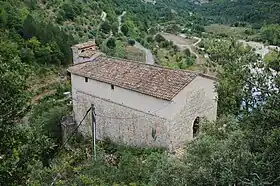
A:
[72,40,96,49]
[68,56,198,101]
[71,40,103,64]
[79,49,98,58]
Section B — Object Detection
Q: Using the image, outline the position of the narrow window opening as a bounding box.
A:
[111,84,114,90]
[85,77,88,82]
[193,116,200,138]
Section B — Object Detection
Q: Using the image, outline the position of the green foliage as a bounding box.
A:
[1,0,280,185]
[106,37,116,49]
[178,56,195,69]
[1,1,75,66]
[60,2,83,21]
[155,34,166,43]
[205,24,249,39]
[128,39,135,46]
[264,51,280,72]
[260,24,280,46]
[0,4,72,181]
[22,15,75,65]
[165,24,180,34]
[184,48,191,56]
[30,139,166,185]
[151,40,280,184]
[0,8,8,26]
[180,91,280,185]
[100,21,112,34]
[112,22,119,34]
[0,40,56,185]
[196,0,280,26]
[202,39,260,115]
[30,102,68,143]
[0,41,29,121]
[121,24,129,36]
[244,28,256,35]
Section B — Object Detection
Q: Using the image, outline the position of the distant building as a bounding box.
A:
[68,41,217,151]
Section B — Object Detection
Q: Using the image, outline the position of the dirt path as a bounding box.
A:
[31,89,56,104]
[161,33,203,65]
[118,10,154,64]
[118,11,126,34]
[134,41,154,64]
[193,36,202,47]
[238,40,280,59]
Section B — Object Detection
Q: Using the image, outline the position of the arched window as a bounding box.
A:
[193,116,200,138]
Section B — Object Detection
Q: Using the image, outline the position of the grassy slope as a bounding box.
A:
[196,0,280,25]
[34,0,115,41]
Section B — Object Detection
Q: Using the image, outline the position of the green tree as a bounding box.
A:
[178,56,194,69]
[0,44,33,184]
[121,24,129,36]
[128,39,135,46]
[106,37,116,49]
[260,24,280,45]
[100,21,111,34]
[184,48,191,56]
[22,14,36,39]
[264,51,280,72]
[26,0,37,10]
[151,40,280,185]
[0,8,7,26]
[20,47,35,64]
[111,22,119,35]
[155,34,166,43]
[61,3,77,20]
[165,24,180,34]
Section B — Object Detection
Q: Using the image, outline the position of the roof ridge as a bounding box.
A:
[70,52,104,66]
[103,56,217,81]
[104,55,199,75]
[70,55,217,81]
[68,55,217,101]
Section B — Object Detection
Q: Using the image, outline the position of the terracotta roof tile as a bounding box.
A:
[72,40,96,49]
[79,50,97,58]
[68,56,198,101]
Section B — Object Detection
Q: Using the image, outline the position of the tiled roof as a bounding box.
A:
[79,50,97,58]
[68,56,198,101]
[72,40,96,49]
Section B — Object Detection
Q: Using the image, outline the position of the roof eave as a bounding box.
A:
[68,71,175,101]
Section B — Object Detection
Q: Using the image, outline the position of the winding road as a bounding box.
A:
[118,11,154,64]
[118,11,126,34]
[193,36,202,47]
[161,33,203,65]
[134,41,154,65]
[238,40,280,59]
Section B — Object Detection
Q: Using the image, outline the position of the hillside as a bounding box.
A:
[1,0,280,185]
[193,0,280,26]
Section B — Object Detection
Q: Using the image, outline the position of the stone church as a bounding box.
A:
[68,41,217,151]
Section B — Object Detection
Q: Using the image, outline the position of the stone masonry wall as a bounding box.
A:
[73,91,169,149]
[168,76,217,151]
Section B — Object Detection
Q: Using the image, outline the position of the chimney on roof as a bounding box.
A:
[71,40,102,64]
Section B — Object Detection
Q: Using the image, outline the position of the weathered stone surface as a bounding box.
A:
[74,91,169,149]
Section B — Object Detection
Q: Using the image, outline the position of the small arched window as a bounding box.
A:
[193,116,200,138]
